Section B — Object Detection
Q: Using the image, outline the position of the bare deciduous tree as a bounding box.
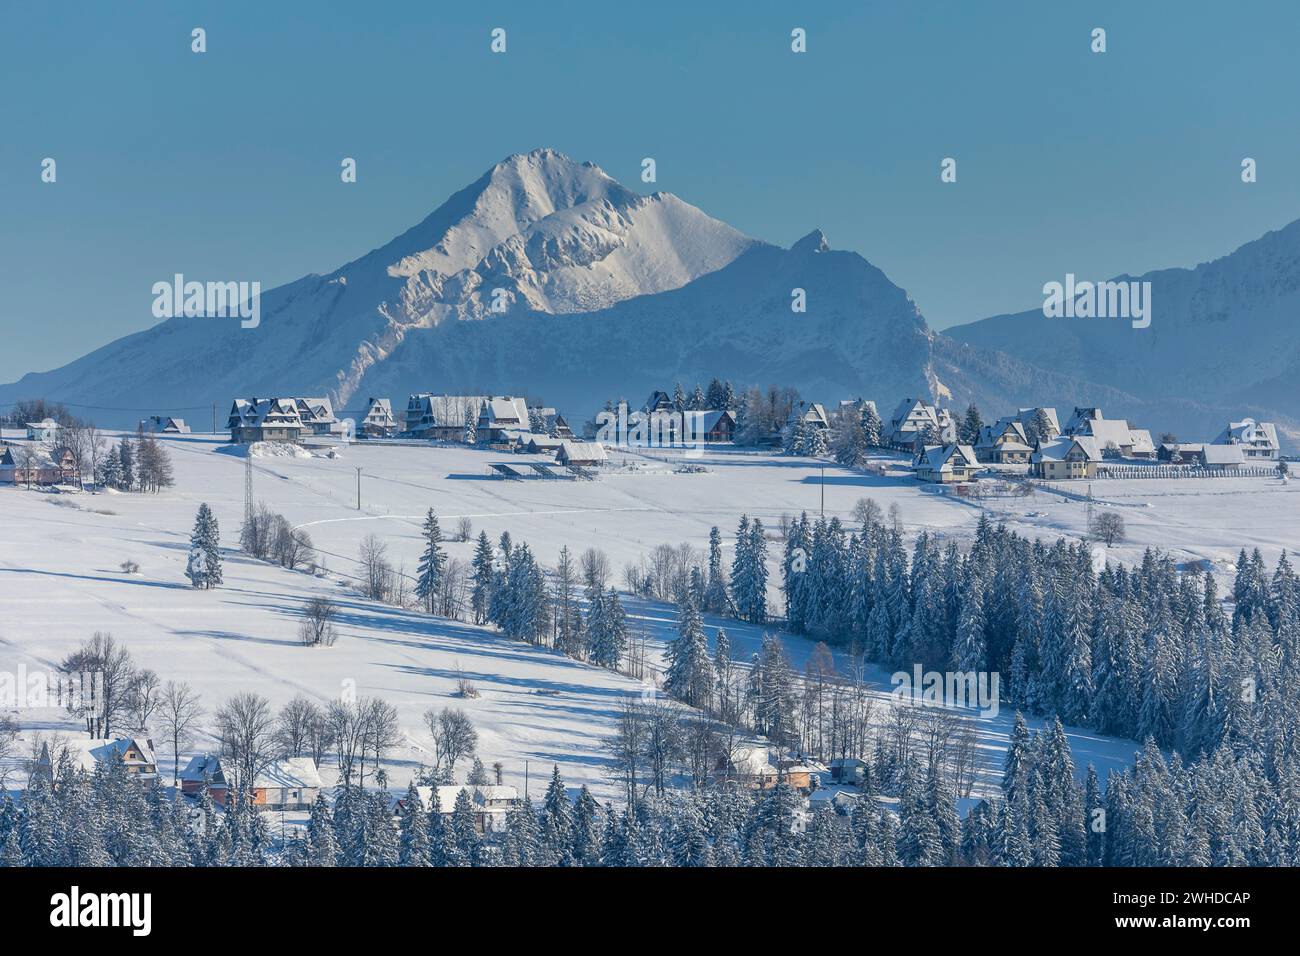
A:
[298,596,339,647]
[159,681,204,785]
[215,692,275,796]
[423,707,477,781]
[62,632,135,739]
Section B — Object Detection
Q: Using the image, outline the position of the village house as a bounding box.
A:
[714,746,779,790]
[477,396,530,444]
[828,757,870,786]
[789,401,831,434]
[556,440,608,467]
[809,789,859,813]
[359,397,397,439]
[35,737,159,783]
[973,419,1033,464]
[0,445,65,486]
[697,409,737,443]
[24,418,60,442]
[1213,418,1280,461]
[404,394,485,441]
[391,784,521,834]
[228,398,307,444]
[643,390,675,414]
[138,416,191,435]
[1030,435,1102,479]
[1014,407,1061,440]
[1062,407,1155,459]
[883,398,955,449]
[524,434,566,455]
[294,397,345,437]
[180,754,322,810]
[912,443,980,483]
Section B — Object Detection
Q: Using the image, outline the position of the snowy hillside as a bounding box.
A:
[7,432,1297,800]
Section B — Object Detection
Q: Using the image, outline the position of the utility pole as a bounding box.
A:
[243,451,253,530]
[212,403,216,435]
[820,464,825,516]
[356,467,362,511]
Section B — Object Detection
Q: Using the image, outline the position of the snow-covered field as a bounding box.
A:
[2,432,1296,801]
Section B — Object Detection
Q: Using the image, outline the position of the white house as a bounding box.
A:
[1030,435,1102,479]
[974,419,1033,464]
[25,418,60,442]
[179,754,321,809]
[228,398,307,444]
[360,397,397,439]
[556,441,607,467]
[913,443,980,483]
[138,416,191,434]
[404,394,485,441]
[883,398,954,448]
[1213,418,1280,461]
[477,396,530,444]
[1062,407,1154,458]
[294,397,345,437]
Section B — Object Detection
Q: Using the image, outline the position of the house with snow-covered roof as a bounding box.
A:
[138,416,191,435]
[1212,418,1280,461]
[180,754,321,809]
[1030,435,1102,479]
[404,394,485,441]
[556,441,607,467]
[36,737,158,782]
[912,443,980,483]
[293,397,345,437]
[883,398,954,449]
[974,419,1033,464]
[1062,407,1154,458]
[359,397,397,439]
[477,396,530,444]
[227,398,307,444]
[24,418,60,442]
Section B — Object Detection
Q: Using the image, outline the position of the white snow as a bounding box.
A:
[4,433,1295,801]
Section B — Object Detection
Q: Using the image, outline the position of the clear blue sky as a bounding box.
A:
[2,0,1298,382]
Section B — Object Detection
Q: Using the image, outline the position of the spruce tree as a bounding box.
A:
[415,508,447,614]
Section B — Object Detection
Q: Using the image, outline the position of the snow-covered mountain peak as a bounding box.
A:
[792,228,830,254]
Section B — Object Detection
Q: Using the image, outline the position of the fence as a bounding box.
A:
[1097,464,1283,479]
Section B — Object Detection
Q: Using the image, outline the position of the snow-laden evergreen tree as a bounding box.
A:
[571,785,603,865]
[470,531,495,625]
[539,765,574,866]
[398,783,431,866]
[186,503,222,589]
[896,764,944,866]
[500,795,539,866]
[448,787,480,866]
[587,584,628,669]
[117,437,135,491]
[553,546,585,658]
[463,403,478,444]
[745,781,803,866]
[414,508,447,614]
[959,403,983,445]
[702,526,735,615]
[665,594,713,708]
[860,402,883,447]
[305,793,337,866]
